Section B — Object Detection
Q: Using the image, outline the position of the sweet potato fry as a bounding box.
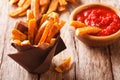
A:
[48,12,59,22]
[45,24,57,43]
[70,21,86,28]
[45,20,65,43]
[38,18,54,45]
[9,0,31,17]
[58,5,66,12]
[28,18,37,44]
[27,10,34,22]
[18,10,26,17]
[40,5,48,14]
[34,20,49,44]
[9,0,19,5]
[50,38,56,45]
[58,0,67,6]
[54,20,66,32]
[31,0,40,20]
[12,40,21,46]
[76,26,102,36]
[18,0,26,7]
[11,29,27,41]
[55,57,71,73]
[47,0,59,14]
[39,14,48,26]
[40,0,50,6]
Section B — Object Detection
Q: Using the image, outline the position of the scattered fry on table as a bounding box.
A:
[76,26,102,36]
[11,29,27,41]
[55,57,71,73]
[8,0,76,18]
[9,0,31,17]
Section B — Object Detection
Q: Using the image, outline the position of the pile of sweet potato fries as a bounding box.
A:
[11,12,66,49]
[8,0,76,18]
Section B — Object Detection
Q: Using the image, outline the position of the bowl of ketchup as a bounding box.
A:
[70,3,120,46]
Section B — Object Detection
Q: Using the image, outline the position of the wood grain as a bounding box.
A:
[74,38,113,80]
[110,41,120,80]
[100,1,120,80]
[0,0,120,80]
[0,0,37,80]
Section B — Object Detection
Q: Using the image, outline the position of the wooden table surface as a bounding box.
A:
[0,0,120,80]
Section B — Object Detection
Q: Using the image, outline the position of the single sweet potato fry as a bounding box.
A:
[27,10,34,22]
[18,0,26,7]
[45,24,57,43]
[11,29,27,41]
[55,57,71,73]
[40,0,50,6]
[50,38,56,45]
[58,5,66,12]
[70,21,86,28]
[38,18,54,45]
[76,26,102,36]
[53,13,59,22]
[9,0,31,17]
[9,0,19,5]
[18,10,26,17]
[39,14,48,26]
[31,0,40,20]
[58,0,67,6]
[28,18,37,44]
[47,0,59,14]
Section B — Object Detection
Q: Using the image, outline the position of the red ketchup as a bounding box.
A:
[75,6,120,36]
